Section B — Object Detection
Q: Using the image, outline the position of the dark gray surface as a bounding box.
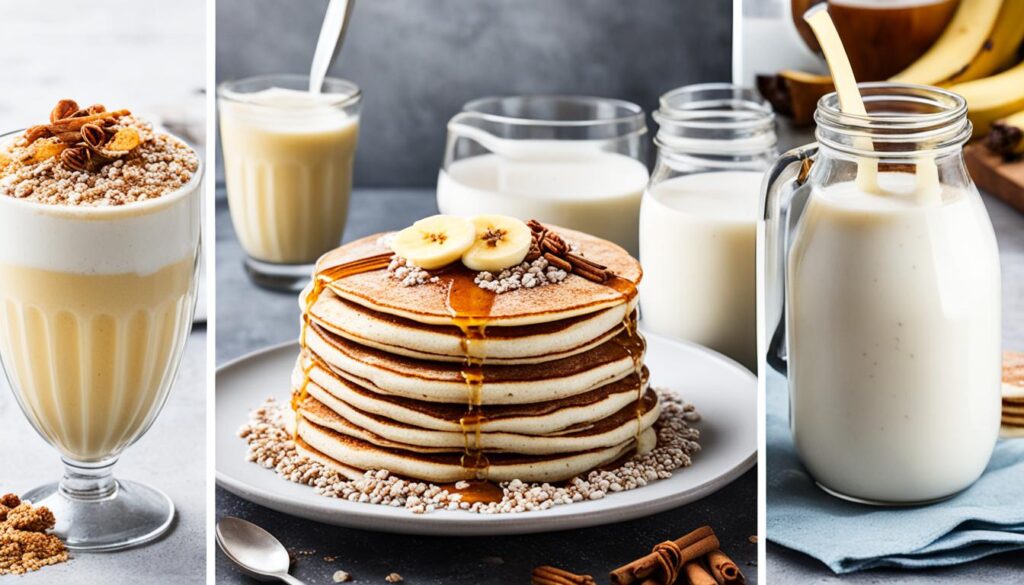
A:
[215,0,732,188]
[214,189,758,584]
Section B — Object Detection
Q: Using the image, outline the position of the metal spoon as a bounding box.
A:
[309,0,356,94]
[216,517,307,584]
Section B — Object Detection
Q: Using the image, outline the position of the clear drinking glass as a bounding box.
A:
[639,84,777,373]
[0,130,203,550]
[218,74,362,291]
[437,95,648,257]
[762,84,1001,504]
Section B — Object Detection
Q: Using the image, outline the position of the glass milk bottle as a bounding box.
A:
[437,96,648,257]
[763,84,1002,505]
[639,84,777,373]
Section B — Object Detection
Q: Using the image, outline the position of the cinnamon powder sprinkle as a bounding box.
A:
[0,494,68,575]
[239,389,701,514]
[0,116,198,206]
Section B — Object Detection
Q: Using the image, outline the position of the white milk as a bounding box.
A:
[787,174,1001,503]
[437,151,649,257]
[639,171,762,372]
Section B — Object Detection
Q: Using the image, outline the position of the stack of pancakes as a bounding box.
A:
[291,228,656,483]
[1002,351,1024,437]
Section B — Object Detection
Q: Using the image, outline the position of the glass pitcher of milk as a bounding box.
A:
[639,84,777,373]
[762,83,1002,505]
[437,96,649,257]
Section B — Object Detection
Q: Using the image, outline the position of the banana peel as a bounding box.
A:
[948,60,1024,137]
[987,109,1024,158]
[942,0,1024,85]
[890,0,1004,85]
[757,70,835,126]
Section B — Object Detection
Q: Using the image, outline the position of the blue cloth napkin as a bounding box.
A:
[766,368,1024,573]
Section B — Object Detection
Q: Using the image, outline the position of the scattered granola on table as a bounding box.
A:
[0,493,68,575]
[0,99,198,206]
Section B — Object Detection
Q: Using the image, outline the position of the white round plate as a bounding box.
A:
[216,331,756,535]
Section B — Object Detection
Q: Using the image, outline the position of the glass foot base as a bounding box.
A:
[23,479,175,552]
[244,257,313,292]
[814,481,958,507]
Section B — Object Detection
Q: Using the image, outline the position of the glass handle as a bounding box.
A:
[444,111,494,164]
[760,143,817,376]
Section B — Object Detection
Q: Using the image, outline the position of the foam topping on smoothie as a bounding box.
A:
[0,99,198,206]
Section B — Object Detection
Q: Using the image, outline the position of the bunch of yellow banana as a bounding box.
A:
[890,0,1024,137]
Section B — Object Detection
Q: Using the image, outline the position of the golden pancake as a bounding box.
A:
[295,390,659,455]
[293,356,648,435]
[308,288,636,364]
[295,419,653,483]
[311,227,642,327]
[1003,351,1024,399]
[305,323,644,404]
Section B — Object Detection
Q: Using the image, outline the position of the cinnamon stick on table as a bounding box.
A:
[683,560,717,585]
[609,526,721,585]
[531,565,596,585]
[707,549,746,584]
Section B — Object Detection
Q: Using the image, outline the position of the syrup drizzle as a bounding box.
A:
[444,270,496,481]
[295,253,393,431]
[616,308,647,443]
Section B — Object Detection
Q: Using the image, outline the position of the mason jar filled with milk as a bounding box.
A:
[639,84,777,373]
[437,96,648,257]
[763,84,1002,505]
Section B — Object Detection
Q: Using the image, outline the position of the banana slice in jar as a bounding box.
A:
[462,215,533,272]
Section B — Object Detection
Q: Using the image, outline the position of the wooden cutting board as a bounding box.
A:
[965,144,1024,214]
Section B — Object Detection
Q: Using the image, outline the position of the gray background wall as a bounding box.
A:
[216,0,733,188]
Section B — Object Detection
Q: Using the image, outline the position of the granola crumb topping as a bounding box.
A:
[386,255,440,287]
[0,494,68,575]
[238,389,700,515]
[0,102,198,207]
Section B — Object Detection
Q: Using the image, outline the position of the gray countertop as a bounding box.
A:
[0,329,207,584]
[214,189,759,585]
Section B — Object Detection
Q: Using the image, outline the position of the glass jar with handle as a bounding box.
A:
[437,95,648,257]
[761,83,1002,505]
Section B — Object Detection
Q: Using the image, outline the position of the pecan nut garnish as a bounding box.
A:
[81,124,108,149]
[50,99,80,123]
[22,100,135,172]
[531,565,596,585]
[60,146,92,172]
[527,219,612,283]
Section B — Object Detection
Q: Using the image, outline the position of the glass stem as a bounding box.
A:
[59,457,119,501]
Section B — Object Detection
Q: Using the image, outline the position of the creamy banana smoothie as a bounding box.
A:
[0,102,201,462]
[219,76,361,289]
[0,100,201,549]
[787,174,1002,503]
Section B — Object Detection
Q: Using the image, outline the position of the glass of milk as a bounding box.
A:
[639,84,777,373]
[437,95,649,257]
[763,83,1002,505]
[218,74,361,291]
